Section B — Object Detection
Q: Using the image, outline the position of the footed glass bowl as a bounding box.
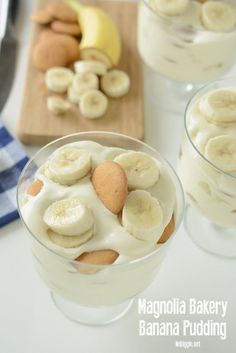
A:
[178,78,236,258]
[17,132,184,325]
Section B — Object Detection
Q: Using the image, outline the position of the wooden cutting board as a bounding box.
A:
[18,0,144,145]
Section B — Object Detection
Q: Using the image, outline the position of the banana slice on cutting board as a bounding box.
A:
[205,135,236,173]
[44,198,95,236]
[114,151,160,189]
[47,147,91,185]
[101,69,130,98]
[72,72,99,95]
[67,85,81,104]
[74,60,107,76]
[45,67,74,93]
[199,88,236,124]
[122,190,163,241]
[201,1,236,32]
[47,96,71,115]
[79,89,108,119]
[48,228,94,248]
[154,0,190,16]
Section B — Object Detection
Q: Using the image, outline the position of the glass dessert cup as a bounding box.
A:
[17,132,184,325]
[138,0,236,113]
[178,78,236,258]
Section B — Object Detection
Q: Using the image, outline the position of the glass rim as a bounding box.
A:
[17,131,185,269]
[184,76,236,180]
[142,0,236,35]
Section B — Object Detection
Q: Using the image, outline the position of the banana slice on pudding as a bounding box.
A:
[47,147,91,185]
[114,151,160,189]
[122,190,163,241]
[205,135,236,173]
[154,0,190,16]
[199,88,236,124]
[201,1,236,32]
[44,198,95,247]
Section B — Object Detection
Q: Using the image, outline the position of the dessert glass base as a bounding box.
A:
[51,292,134,325]
[184,206,236,259]
[143,64,202,114]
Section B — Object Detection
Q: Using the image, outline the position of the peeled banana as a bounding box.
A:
[67,0,121,68]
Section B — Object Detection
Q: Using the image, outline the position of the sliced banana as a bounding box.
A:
[154,0,189,16]
[199,88,236,124]
[44,198,95,236]
[205,135,236,173]
[72,72,99,96]
[47,96,70,115]
[45,67,74,93]
[101,69,130,98]
[79,89,108,119]
[48,147,91,185]
[80,48,112,69]
[114,151,160,189]
[48,228,93,248]
[201,1,236,32]
[122,190,163,241]
[74,60,108,76]
[67,85,81,104]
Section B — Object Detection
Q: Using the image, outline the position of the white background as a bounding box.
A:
[0,1,236,352]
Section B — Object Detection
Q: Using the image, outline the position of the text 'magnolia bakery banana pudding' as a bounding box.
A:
[138,0,236,83]
[21,140,179,306]
[178,86,236,228]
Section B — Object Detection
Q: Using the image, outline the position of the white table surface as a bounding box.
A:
[0,1,236,353]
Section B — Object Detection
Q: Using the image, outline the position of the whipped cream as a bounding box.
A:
[178,87,236,228]
[138,0,236,83]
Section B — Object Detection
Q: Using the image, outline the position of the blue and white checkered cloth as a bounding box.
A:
[0,123,28,228]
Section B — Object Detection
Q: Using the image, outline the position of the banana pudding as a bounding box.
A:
[138,0,236,83]
[23,141,176,260]
[19,137,182,307]
[178,85,236,228]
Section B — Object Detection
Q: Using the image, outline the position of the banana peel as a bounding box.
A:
[67,0,122,68]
